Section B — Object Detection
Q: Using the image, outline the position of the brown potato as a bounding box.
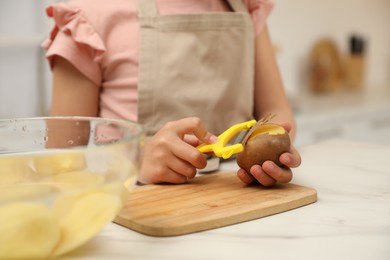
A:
[236,123,291,172]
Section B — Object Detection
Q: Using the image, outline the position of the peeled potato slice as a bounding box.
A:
[52,191,122,257]
[0,156,32,184]
[0,183,57,203]
[0,203,61,259]
[33,152,86,176]
[51,170,105,191]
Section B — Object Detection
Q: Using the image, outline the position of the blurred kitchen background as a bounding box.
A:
[1,0,390,146]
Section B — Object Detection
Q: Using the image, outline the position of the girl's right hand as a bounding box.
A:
[138,117,218,184]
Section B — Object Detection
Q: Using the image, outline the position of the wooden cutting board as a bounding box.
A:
[114,172,317,237]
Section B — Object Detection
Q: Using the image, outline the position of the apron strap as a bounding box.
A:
[136,0,158,17]
[226,0,249,13]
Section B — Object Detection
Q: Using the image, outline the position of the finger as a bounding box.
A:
[279,147,301,168]
[279,122,292,133]
[176,117,218,144]
[278,122,297,141]
[169,141,207,169]
[237,168,256,184]
[183,134,200,146]
[158,169,188,184]
[250,164,276,186]
[151,125,208,169]
[167,155,197,179]
[262,161,293,183]
[138,162,188,184]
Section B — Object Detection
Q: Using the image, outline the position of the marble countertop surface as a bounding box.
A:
[64,139,390,260]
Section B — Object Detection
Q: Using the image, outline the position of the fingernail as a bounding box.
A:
[265,162,275,171]
[282,155,291,165]
[209,135,219,143]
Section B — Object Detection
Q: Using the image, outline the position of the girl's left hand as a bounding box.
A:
[236,122,302,186]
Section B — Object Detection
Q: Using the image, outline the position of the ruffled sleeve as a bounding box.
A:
[41,3,106,85]
[243,0,274,36]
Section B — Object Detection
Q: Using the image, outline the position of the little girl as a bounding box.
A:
[42,0,301,185]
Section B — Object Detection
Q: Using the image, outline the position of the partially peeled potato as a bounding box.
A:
[236,123,291,172]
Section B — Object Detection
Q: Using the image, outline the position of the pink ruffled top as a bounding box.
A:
[42,0,274,122]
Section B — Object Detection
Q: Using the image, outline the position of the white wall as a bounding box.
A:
[0,0,54,118]
[268,0,390,98]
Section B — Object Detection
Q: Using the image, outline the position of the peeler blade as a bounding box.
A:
[240,114,276,145]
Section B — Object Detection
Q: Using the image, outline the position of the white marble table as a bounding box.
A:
[64,139,390,260]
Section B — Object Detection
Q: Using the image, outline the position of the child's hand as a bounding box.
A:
[138,117,218,184]
[236,122,301,186]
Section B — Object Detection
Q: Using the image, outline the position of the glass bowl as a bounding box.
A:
[0,116,144,259]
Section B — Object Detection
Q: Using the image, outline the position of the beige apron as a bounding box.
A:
[136,0,255,136]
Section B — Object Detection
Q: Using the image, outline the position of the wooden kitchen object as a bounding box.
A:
[114,172,317,237]
[309,38,344,93]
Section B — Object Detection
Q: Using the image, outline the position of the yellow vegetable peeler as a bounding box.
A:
[196,120,257,159]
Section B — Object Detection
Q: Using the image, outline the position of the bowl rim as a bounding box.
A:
[0,116,144,148]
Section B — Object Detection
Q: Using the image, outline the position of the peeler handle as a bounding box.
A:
[196,120,257,159]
